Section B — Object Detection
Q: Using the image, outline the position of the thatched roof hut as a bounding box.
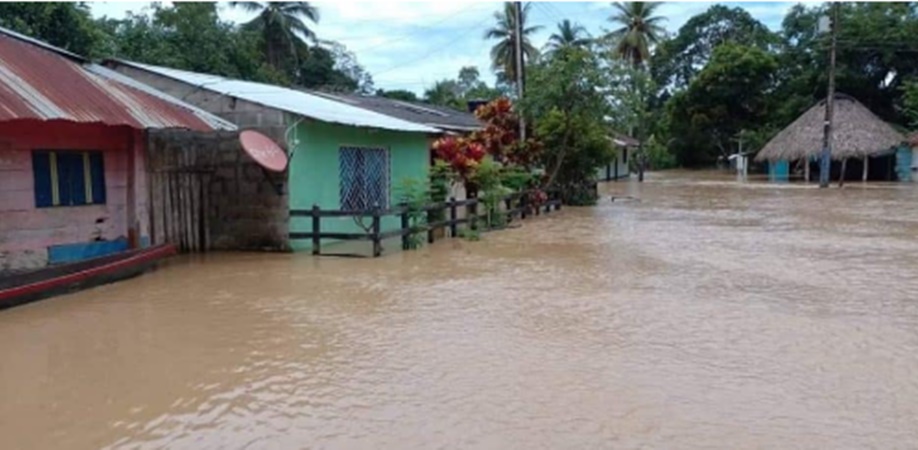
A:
[756,93,904,162]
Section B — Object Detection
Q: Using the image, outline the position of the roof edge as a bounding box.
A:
[0,25,87,63]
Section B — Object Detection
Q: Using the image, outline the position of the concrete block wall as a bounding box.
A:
[147,130,289,252]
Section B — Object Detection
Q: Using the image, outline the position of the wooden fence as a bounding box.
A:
[289,190,562,257]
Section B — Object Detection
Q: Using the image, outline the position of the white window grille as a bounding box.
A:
[339,146,390,211]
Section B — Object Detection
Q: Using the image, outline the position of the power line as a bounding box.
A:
[343,3,492,54]
[372,17,493,77]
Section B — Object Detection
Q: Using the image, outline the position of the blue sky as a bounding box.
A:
[88,1,796,94]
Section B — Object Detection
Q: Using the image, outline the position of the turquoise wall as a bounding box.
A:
[896,146,913,182]
[769,160,789,182]
[287,120,430,251]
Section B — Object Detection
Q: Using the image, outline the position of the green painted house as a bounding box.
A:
[105,60,441,251]
[287,120,433,251]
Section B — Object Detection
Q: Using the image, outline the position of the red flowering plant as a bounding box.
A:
[432,98,545,211]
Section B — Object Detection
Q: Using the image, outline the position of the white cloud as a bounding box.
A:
[88,1,798,95]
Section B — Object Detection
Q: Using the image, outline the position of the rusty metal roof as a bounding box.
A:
[0,26,235,131]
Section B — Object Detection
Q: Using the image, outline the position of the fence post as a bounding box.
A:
[520,192,528,220]
[468,196,478,231]
[371,208,382,257]
[449,197,457,237]
[400,205,410,250]
[311,204,320,256]
[427,207,436,244]
[505,196,513,222]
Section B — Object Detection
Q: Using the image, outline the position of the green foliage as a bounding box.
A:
[395,178,430,250]
[666,42,778,166]
[499,166,536,192]
[900,78,918,129]
[651,5,778,94]
[429,160,452,223]
[545,19,592,56]
[484,3,542,83]
[231,2,319,71]
[424,66,502,110]
[0,2,107,57]
[458,228,481,241]
[643,135,677,170]
[376,89,418,102]
[605,2,666,67]
[524,47,612,203]
[471,157,512,229]
[0,2,370,93]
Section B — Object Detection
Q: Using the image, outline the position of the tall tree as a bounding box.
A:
[606,1,666,67]
[484,2,541,84]
[524,47,613,203]
[230,2,319,70]
[666,43,778,166]
[0,2,106,57]
[424,80,461,107]
[650,5,776,95]
[545,19,591,55]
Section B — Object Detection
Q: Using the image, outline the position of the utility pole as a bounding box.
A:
[514,1,526,141]
[819,2,840,188]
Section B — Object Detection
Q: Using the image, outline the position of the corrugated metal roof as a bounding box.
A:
[0,26,235,131]
[111,60,441,134]
[307,90,482,132]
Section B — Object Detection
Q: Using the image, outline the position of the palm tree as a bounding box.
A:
[484,2,541,84]
[545,19,591,55]
[606,2,665,67]
[231,2,319,70]
[423,80,460,108]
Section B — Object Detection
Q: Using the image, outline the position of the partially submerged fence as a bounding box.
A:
[290,190,562,257]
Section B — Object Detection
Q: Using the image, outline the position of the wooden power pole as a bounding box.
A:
[514,1,526,141]
[819,2,840,188]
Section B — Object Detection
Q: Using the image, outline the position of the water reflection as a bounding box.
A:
[2,171,918,449]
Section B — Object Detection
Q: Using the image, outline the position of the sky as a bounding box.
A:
[88,1,797,94]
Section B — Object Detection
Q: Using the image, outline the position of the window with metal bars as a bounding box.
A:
[339,146,390,211]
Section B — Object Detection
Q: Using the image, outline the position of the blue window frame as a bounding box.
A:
[32,150,106,208]
[339,146,390,211]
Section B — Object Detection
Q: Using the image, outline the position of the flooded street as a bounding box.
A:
[3,171,918,449]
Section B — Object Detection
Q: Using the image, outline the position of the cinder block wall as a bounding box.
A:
[147,130,289,252]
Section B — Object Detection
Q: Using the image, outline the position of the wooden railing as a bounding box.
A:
[289,190,562,257]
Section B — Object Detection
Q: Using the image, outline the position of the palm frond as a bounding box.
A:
[229,1,265,13]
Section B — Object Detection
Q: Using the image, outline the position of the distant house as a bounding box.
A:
[597,134,639,182]
[757,93,906,182]
[0,27,233,273]
[104,60,442,251]
[307,91,484,204]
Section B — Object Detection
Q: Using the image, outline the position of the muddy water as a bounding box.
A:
[3,171,918,449]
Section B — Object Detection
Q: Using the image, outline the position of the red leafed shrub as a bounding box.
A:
[432,136,485,182]
[432,98,542,188]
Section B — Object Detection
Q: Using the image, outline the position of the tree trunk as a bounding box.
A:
[637,144,645,182]
[542,114,574,191]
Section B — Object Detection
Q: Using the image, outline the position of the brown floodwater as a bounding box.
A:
[3,171,918,449]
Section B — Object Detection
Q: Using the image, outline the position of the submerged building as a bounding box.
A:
[756,93,907,182]
[0,27,234,273]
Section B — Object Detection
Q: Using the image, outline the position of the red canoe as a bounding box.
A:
[0,244,176,310]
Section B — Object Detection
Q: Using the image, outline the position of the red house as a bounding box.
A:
[0,27,234,274]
